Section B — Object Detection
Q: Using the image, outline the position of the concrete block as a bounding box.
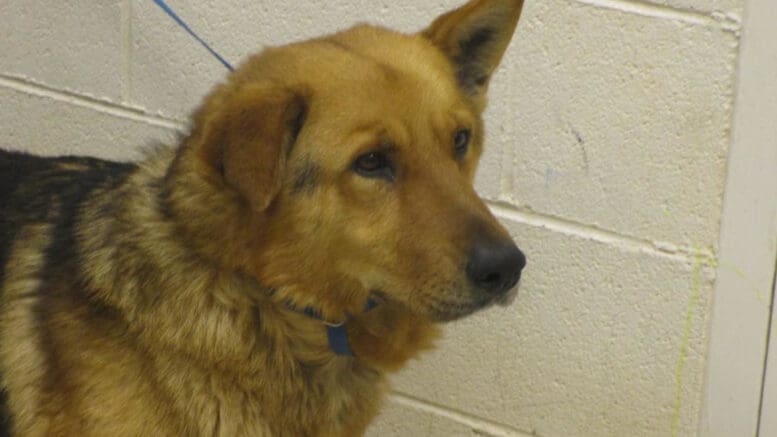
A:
[488,0,738,247]
[390,216,714,437]
[0,86,176,161]
[0,1,124,101]
[129,0,454,120]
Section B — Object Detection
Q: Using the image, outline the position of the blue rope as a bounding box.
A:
[151,0,234,71]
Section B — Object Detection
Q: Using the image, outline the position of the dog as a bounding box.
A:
[0,0,526,435]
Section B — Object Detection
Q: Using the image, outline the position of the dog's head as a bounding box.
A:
[181,0,526,322]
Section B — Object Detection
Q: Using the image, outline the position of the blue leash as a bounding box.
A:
[151,0,234,71]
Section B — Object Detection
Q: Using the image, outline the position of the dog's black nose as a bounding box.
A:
[466,237,526,295]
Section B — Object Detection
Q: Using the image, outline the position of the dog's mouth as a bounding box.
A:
[425,287,520,322]
[370,278,520,323]
[495,280,520,307]
[428,303,485,322]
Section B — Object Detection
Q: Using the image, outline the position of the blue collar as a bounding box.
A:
[278,296,380,357]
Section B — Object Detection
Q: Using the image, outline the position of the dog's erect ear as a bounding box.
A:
[195,84,307,211]
[424,0,524,99]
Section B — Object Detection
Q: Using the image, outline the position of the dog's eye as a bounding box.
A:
[454,129,471,158]
[353,151,394,181]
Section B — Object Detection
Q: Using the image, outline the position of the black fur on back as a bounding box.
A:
[0,150,137,279]
[0,150,53,211]
[0,150,55,283]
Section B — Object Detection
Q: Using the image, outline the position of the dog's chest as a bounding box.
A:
[173,359,385,437]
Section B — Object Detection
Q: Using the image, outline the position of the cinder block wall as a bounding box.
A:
[0,1,750,436]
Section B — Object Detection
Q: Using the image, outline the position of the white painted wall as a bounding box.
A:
[1,1,774,436]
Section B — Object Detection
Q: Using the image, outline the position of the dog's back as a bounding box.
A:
[0,149,139,287]
[1,150,122,272]
[0,150,52,211]
[0,150,55,282]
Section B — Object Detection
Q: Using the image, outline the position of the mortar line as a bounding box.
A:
[486,200,716,264]
[0,73,185,131]
[390,391,537,437]
[572,0,740,31]
[120,0,133,103]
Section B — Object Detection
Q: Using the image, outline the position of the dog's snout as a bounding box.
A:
[466,237,526,295]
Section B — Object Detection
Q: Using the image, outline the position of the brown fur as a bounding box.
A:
[0,0,525,435]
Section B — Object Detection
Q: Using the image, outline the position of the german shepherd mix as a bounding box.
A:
[0,0,526,435]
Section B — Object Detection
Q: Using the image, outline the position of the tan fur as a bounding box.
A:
[0,1,525,435]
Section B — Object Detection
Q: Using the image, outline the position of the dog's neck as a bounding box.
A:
[79,145,438,374]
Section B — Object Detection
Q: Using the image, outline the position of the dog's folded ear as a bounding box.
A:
[194,83,307,212]
[423,0,524,101]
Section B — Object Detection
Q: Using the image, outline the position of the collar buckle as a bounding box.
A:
[322,319,347,328]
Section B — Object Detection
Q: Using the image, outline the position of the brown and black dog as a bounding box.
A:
[0,0,526,435]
